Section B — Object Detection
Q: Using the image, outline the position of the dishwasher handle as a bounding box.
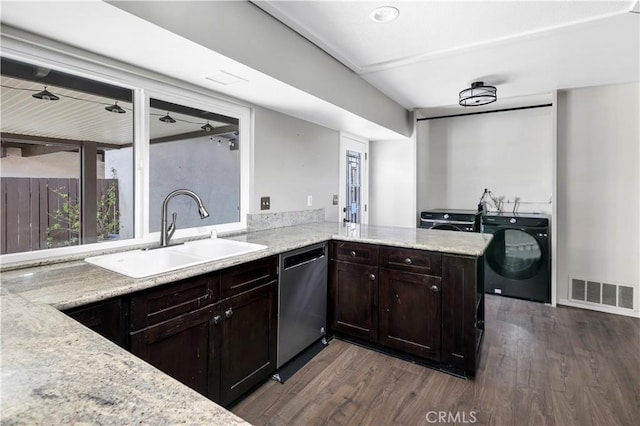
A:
[283,246,326,270]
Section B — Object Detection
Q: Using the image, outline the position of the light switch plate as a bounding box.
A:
[260,196,270,210]
[332,195,339,205]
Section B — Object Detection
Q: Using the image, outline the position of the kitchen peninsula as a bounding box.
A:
[1,222,491,424]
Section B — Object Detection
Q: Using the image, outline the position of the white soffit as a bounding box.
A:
[0,0,405,141]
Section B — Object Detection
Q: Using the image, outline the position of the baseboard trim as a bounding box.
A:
[558,298,640,318]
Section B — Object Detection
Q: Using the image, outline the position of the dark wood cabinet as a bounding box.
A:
[378,268,441,361]
[329,242,379,342]
[441,254,484,373]
[128,256,278,406]
[130,303,220,398]
[65,297,128,348]
[219,280,277,406]
[330,242,484,376]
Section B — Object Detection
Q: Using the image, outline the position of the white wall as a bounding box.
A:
[417,107,554,214]
[370,135,417,228]
[557,83,639,315]
[252,106,340,221]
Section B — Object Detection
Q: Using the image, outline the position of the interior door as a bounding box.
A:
[339,133,369,224]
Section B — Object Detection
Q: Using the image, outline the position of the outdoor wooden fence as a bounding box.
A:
[1,178,118,255]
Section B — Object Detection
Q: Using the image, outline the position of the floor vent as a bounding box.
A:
[571,278,635,310]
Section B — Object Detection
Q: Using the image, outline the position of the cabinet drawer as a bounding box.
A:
[331,241,379,265]
[379,246,442,276]
[221,256,278,298]
[130,274,219,331]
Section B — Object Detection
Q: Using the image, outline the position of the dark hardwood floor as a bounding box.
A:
[232,295,640,426]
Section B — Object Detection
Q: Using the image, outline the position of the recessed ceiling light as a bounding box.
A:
[370,6,399,23]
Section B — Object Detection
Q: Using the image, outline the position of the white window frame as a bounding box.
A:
[0,33,252,266]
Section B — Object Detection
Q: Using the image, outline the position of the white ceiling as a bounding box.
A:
[1,0,639,139]
[256,0,640,115]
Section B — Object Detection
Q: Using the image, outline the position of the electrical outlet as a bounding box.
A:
[260,196,270,210]
[307,195,313,207]
[332,194,339,205]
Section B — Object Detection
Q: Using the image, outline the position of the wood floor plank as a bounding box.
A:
[232,295,640,426]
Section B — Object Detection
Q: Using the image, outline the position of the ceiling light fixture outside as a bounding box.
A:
[459,81,497,107]
[32,86,59,101]
[159,112,176,123]
[105,101,126,114]
[201,121,214,132]
[370,6,399,23]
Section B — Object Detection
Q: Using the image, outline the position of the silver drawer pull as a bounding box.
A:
[225,307,233,318]
[430,285,439,293]
[369,274,376,281]
[350,250,357,257]
[213,315,222,325]
[404,258,412,265]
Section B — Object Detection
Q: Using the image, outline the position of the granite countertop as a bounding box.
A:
[0,222,492,424]
[1,222,492,310]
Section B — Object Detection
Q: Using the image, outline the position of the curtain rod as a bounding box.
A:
[417,103,552,121]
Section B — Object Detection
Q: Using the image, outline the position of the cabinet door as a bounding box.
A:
[130,304,219,399]
[65,298,128,348]
[329,260,379,342]
[441,254,480,372]
[219,281,277,406]
[379,269,441,361]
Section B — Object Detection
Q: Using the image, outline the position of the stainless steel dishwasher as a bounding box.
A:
[277,242,328,369]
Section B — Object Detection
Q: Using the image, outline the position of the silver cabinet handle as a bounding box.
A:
[213,315,222,325]
[404,258,412,265]
[369,274,376,281]
[225,307,233,318]
[430,285,439,293]
[350,250,357,257]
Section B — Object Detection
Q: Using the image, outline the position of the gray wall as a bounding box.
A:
[109,0,411,137]
[148,136,240,231]
[252,106,339,221]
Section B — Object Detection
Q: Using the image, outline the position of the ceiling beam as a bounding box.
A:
[0,132,124,150]
[149,125,238,145]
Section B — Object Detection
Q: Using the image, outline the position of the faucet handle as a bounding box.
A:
[167,212,177,241]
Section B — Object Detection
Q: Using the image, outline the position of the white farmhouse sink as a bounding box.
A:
[85,238,267,278]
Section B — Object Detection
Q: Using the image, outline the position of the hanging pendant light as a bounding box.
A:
[201,121,214,132]
[32,86,59,101]
[159,112,176,123]
[105,101,126,114]
[459,81,497,107]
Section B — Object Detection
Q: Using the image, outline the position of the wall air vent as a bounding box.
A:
[571,278,635,310]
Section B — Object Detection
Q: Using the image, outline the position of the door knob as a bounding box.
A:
[225,307,233,318]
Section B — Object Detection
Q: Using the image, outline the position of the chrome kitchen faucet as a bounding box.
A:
[160,189,210,246]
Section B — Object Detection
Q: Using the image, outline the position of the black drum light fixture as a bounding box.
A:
[159,112,176,123]
[459,81,497,107]
[32,86,59,101]
[201,121,214,132]
[105,101,126,114]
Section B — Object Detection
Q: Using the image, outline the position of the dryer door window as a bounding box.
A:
[486,229,543,280]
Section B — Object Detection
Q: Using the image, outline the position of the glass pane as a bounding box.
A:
[486,229,542,280]
[148,98,240,232]
[0,57,134,254]
[346,150,361,223]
